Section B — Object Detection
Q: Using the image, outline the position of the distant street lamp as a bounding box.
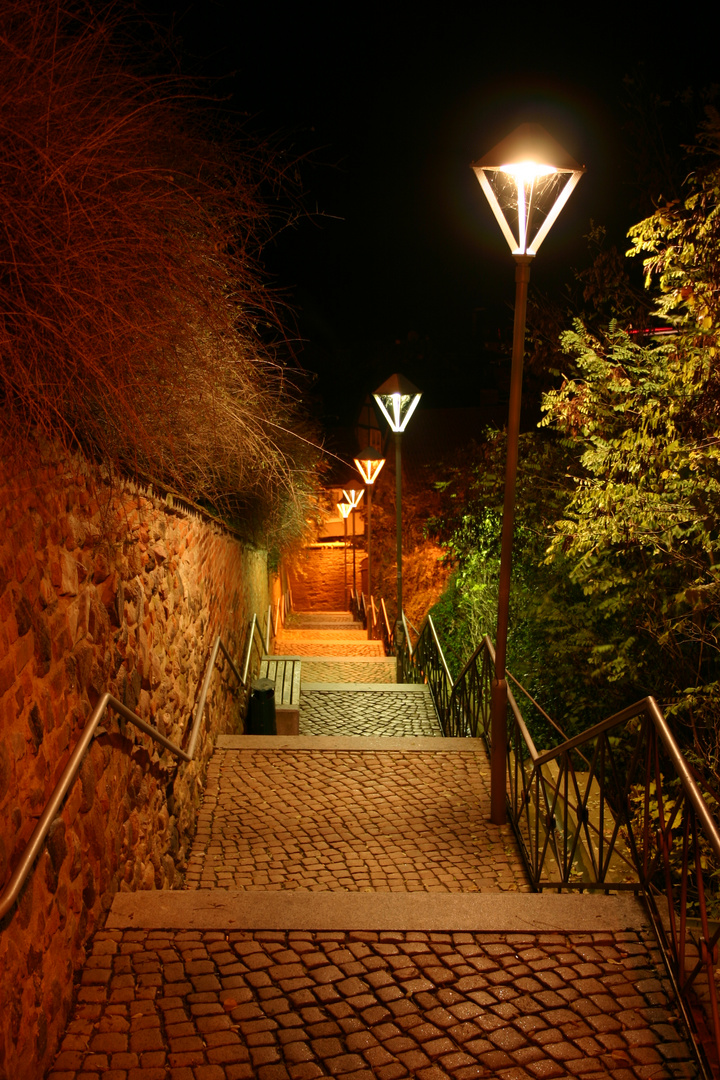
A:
[337,502,352,606]
[353,447,386,639]
[472,123,584,825]
[373,374,422,673]
[342,486,365,600]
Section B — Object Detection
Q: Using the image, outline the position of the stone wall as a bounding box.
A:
[0,440,271,1080]
[288,543,355,610]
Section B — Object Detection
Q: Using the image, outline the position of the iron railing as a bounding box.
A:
[349,588,392,652]
[350,587,364,625]
[379,597,392,653]
[402,625,720,1076]
[401,613,453,719]
[269,586,293,645]
[0,609,272,922]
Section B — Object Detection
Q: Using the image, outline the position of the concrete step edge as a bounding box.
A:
[301,684,430,693]
[107,889,649,933]
[216,735,483,751]
[296,656,394,664]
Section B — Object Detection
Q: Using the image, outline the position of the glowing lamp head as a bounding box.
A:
[472,123,584,257]
[337,502,352,520]
[342,487,364,509]
[373,373,422,434]
[500,161,558,182]
[354,446,386,485]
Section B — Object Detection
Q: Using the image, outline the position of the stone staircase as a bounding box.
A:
[45,610,701,1079]
[285,611,440,740]
[284,611,395,685]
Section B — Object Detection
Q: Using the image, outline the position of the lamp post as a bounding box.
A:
[353,447,386,639]
[337,502,352,607]
[472,123,584,825]
[373,374,422,675]
[342,486,364,603]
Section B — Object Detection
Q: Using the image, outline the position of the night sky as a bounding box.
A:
[145,1,719,424]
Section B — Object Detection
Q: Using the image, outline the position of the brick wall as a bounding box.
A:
[288,544,355,611]
[0,439,271,1080]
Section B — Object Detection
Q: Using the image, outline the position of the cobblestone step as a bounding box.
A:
[49,920,699,1080]
[290,610,356,619]
[277,641,386,657]
[301,658,396,684]
[287,612,363,631]
[299,687,442,738]
[183,738,529,894]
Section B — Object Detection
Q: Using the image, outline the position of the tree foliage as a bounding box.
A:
[0,0,319,547]
[426,430,616,736]
[429,111,720,772]
[541,110,720,769]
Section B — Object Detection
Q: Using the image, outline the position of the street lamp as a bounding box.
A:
[353,447,386,639]
[472,123,584,825]
[373,373,422,673]
[337,502,352,607]
[342,486,364,602]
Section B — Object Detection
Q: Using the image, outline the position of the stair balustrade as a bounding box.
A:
[401,619,720,1077]
[348,589,394,655]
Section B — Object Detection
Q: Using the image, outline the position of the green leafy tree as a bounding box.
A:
[428,114,720,755]
[541,110,720,775]
[427,429,620,740]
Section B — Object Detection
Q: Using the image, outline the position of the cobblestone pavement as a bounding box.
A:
[48,927,698,1080]
[301,659,396,683]
[300,690,442,737]
[279,641,387,657]
[184,747,527,893]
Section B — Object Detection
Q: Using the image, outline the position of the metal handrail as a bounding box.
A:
[379,597,393,653]
[380,597,391,640]
[428,615,453,687]
[401,623,720,1075]
[404,614,454,723]
[264,604,272,653]
[241,613,266,683]
[0,610,267,923]
[402,611,413,657]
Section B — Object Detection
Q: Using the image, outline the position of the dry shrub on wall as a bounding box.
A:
[0,0,319,544]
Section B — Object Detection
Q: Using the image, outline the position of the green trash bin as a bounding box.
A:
[247,677,276,735]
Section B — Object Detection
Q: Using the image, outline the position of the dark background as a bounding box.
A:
[143,1,719,424]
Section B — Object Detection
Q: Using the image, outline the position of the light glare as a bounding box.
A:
[374,390,422,433]
[500,161,557,181]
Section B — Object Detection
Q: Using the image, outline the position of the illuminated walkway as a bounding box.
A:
[46,610,699,1078]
